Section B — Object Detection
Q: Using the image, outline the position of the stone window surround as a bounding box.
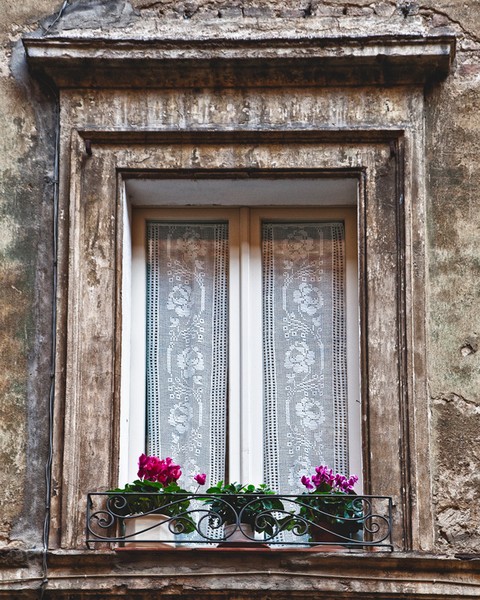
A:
[23,34,455,554]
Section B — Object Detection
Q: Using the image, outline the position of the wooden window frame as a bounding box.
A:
[123,203,360,488]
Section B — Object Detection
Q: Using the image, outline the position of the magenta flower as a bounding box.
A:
[301,464,358,494]
[301,475,314,490]
[137,454,182,485]
[194,473,207,486]
[345,474,359,492]
[138,453,161,480]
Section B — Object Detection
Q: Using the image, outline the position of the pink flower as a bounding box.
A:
[138,453,161,480]
[170,466,182,481]
[301,475,314,490]
[344,474,359,493]
[311,465,335,488]
[301,464,358,494]
[194,473,207,486]
[137,454,182,485]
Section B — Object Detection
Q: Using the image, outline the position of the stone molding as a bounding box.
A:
[51,135,418,552]
[23,34,455,88]
[1,548,480,598]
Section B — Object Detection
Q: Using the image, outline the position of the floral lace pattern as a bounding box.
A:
[284,340,316,374]
[146,223,228,487]
[263,222,348,493]
[146,219,347,497]
[167,284,194,317]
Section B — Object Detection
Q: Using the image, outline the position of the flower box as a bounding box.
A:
[123,513,175,548]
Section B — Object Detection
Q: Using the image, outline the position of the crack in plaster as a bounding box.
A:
[432,392,480,412]
[417,3,480,46]
[133,0,391,20]
[41,0,480,47]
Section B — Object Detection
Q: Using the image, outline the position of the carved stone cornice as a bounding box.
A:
[23,34,455,89]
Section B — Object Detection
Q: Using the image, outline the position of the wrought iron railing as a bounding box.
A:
[86,492,393,550]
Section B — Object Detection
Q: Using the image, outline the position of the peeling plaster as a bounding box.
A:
[0,8,56,548]
[432,393,480,552]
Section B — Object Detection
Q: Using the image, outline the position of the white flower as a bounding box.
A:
[283,229,314,261]
[295,397,325,431]
[168,402,193,434]
[178,229,206,259]
[167,284,193,317]
[177,346,205,378]
[284,341,315,373]
[293,282,323,316]
[288,456,313,489]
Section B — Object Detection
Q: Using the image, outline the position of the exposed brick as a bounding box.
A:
[197,7,220,18]
[311,3,345,17]
[431,12,451,28]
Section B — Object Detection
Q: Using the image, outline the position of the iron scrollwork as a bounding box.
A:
[86,492,393,550]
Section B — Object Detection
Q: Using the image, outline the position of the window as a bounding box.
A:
[44,135,420,552]
[120,181,360,492]
[27,32,450,552]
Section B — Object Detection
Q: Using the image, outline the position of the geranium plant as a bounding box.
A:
[108,454,195,533]
[202,481,284,536]
[295,465,363,541]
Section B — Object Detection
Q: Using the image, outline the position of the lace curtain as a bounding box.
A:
[146,222,228,486]
[146,218,348,492]
[262,222,348,493]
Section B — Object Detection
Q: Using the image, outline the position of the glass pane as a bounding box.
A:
[262,222,348,493]
[146,222,228,486]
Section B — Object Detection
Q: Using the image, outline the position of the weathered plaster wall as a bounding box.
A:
[1,0,480,564]
[0,0,58,550]
[426,56,480,550]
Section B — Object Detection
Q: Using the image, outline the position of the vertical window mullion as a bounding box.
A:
[345,209,362,489]
[228,211,241,483]
[240,208,264,484]
[126,214,148,483]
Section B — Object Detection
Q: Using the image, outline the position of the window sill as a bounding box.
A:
[114,544,388,553]
[25,548,479,599]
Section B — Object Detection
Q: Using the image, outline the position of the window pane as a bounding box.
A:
[146,222,228,484]
[262,222,348,493]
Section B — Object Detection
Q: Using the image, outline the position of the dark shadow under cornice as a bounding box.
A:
[23,34,455,89]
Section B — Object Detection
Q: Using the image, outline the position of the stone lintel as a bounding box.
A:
[23,35,455,89]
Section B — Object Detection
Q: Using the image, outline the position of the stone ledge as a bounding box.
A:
[1,549,480,598]
[23,35,455,88]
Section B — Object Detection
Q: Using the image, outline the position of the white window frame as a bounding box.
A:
[120,187,360,488]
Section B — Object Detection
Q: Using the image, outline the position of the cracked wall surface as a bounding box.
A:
[426,59,480,553]
[1,0,480,563]
[0,0,58,550]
